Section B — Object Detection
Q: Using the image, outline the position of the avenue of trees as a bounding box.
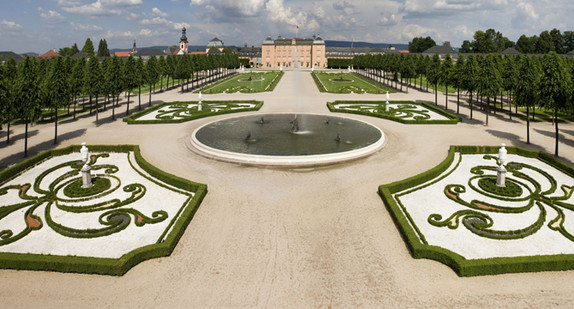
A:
[0,52,240,157]
[409,28,574,55]
[353,52,574,156]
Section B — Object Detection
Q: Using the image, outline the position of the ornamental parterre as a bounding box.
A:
[0,148,202,262]
[327,101,459,124]
[380,146,574,276]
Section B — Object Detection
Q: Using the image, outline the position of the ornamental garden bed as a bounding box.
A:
[0,145,207,275]
[379,145,574,276]
[312,72,393,94]
[196,71,284,93]
[327,100,459,124]
[123,100,263,124]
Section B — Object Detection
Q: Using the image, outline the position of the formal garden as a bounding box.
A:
[196,71,284,93]
[0,144,206,275]
[311,71,393,94]
[380,145,574,276]
[327,100,459,124]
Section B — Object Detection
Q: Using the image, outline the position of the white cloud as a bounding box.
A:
[152,7,168,17]
[332,1,355,15]
[38,8,67,24]
[265,0,304,27]
[71,22,103,31]
[0,20,23,31]
[191,0,265,17]
[59,0,142,16]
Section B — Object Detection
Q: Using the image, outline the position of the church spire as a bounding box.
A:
[132,40,136,54]
[179,27,189,54]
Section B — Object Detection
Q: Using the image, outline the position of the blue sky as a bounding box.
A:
[0,0,572,54]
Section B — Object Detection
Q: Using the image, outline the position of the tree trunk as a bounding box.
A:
[160,76,163,91]
[555,108,559,156]
[526,105,530,144]
[456,88,460,115]
[149,83,152,106]
[24,120,29,157]
[445,85,448,109]
[138,86,141,110]
[73,95,77,120]
[126,91,131,115]
[112,94,116,120]
[54,106,58,144]
[95,95,99,126]
[470,92,473,120]
[493,95,497,115]
[89,96,93,114]
[486,97,490,126]
[434,84,438,105]
[6,119,11,144]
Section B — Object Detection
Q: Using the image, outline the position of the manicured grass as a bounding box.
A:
[312,72,393,94]
[197,71,283,93]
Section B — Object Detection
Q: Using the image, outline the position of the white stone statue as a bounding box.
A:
[81,163,93,188]
[80,142,89,163]
[385,91,390,102]
[498,143,507,166]
[496,164,507,187]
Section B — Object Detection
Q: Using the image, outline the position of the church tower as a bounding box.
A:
[132,40,137,54]
[179,27,189,54]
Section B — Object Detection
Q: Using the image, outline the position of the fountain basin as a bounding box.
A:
[190,113,385,166]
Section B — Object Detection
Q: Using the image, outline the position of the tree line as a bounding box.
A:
[0,52,240,157]
[409,28,574,54]
[353,52,574,156]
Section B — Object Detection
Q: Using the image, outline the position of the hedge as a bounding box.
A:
[327,100,460,124]
[0,144,207,276]
[379,145,574,276]
[123,100,263,124]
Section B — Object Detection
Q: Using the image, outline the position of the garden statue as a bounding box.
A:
[198,92,203,111]
[385,91,390,112]
[496,143,508,187]
[80,142,89,163]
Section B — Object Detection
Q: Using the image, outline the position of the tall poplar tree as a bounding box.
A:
[15,57,41,157]
[1,58,17,143]
[145,56,159,106]
[440,54,454,109]
[122,55,136,115]
[514,56,540,144]
[44,56,71,144]
[539,52,572,156]
[82,38,95,55]
[427,54,442,105]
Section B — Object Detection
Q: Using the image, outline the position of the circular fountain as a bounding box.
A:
[190,113,385,167]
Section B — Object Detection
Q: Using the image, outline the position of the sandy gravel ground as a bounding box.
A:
[1,69,574,308]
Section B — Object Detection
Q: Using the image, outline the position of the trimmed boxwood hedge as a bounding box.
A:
[0,144,207,276]
[379,145,574,277]
[123,100,263,124]
[327,100,460,124]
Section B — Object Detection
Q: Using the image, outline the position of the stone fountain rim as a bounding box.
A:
[188,112,386,167]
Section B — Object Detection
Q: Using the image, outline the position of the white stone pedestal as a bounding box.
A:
[81,164,93,188]
[496,164,507,187]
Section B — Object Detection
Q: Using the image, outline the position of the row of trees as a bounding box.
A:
[353,52,574,156]
[0,52,240,157]
[59,38,110,58]
[409,28,574,54]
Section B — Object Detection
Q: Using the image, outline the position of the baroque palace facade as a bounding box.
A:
[261,35,327,68]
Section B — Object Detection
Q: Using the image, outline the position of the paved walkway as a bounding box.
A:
[1,69,574,308]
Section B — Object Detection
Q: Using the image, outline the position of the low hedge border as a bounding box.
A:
[311,72,327,92]
[123,100,263,124]
[327,100,460,124]
[379,145,574,276]
[265,71,284,92]
[0,144,207,276]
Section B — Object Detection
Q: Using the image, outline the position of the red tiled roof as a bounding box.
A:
[190,51,206,55]
[114,51,131,57]
[38,50,60,58]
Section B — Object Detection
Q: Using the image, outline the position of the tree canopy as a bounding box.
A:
[408,36,436,53]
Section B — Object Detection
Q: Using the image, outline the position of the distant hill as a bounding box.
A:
[325,40,408,50]
[21,52,39,57]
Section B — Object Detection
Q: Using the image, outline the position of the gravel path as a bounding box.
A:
[1,69,574,308]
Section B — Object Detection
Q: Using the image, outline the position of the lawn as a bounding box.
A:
[312,72,393,94]
[197,71,284,94]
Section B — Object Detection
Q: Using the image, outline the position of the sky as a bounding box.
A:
[0,0,572,54]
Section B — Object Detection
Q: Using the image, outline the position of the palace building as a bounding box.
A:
[261,34,327,68]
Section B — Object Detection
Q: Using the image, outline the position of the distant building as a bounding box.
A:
[38,49,60,58]
[0,51,23,64]
[422,44,458,60]
[261,34,326,68]
[206,37,224,54]
[179,27,189,54]
[501,47,521,55]
[237,44,262,67]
